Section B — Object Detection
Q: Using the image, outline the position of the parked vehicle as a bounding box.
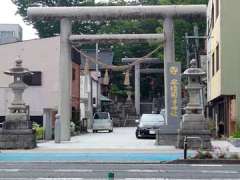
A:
[160,109,165,119]
[135,114,165,138]
[92,112,113,133]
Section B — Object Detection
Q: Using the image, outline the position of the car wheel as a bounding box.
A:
[93,130,97,133]
[109,129,113,133]
[136,130,140,139]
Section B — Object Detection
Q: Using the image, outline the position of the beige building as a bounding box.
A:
[207,0,240,136]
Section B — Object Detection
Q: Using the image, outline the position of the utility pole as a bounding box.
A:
[185,32,190,67]
[96,43,101,112]
[194,25,200,68]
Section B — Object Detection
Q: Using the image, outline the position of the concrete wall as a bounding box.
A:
[0,37,60,116]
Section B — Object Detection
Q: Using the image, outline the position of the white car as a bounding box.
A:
[92,112,113,133]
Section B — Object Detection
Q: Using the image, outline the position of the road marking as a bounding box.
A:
[201,170,238,174]
[127,169,159,173]
[0,169,19,172]
[54,169,93,172]
[35,178,83,180]
[125,179,240,180]
[191,164,223,167]
[0,179,89,180]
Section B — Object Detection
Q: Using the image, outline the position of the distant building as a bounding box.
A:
[0,24,22,44]
[207,0,240,136]
[80,50,113,123]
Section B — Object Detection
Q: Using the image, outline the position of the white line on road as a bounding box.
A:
[37,178,84,180]
[54,169,93,172]
[191,164,223,167]
[127,169,159,173]
[201,170,238,174]
[0,179,85,180]
[0,169,19,172]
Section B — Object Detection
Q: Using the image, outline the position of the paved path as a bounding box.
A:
[0,162,240,179]
[7,127,182,153]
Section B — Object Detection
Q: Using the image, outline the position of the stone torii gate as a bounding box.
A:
[122,58,164,116]
[27,5,206,141]
[71,33,165,132]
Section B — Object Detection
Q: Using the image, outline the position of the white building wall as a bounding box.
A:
[80,74,98,119]
[0,37,60,116]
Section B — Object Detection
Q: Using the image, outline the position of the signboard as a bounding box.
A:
[166,62,181,128]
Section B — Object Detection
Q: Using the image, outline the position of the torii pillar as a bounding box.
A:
[59,18,72,141]
[164,17,175,126]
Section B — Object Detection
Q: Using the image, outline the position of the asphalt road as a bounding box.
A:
[0,162,240,179]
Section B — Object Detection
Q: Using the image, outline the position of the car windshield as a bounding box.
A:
[140,114,164,124]
[94,112,109,119]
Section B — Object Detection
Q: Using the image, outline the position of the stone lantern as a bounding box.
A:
[177,59,211,149]
[0,58,36,149]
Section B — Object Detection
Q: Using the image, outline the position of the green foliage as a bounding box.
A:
[193,150,213,159]
[32,122,44,140]
[233,131,240,138]
[110,84,127,96]
[71,110,81,133]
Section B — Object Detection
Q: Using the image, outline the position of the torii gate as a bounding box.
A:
[27,5,206,141]
[71,33,165,131]
[122,58,164,115]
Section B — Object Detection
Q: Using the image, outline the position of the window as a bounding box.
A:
[72,68,76,81]
[212,53,215,77]
[0,31,14,39]
[211,3,215,30]
[216,0,219,20]
[23,71,42,86]
[208,61,210,80]
[92,97,96,104]
[216,44,220,72]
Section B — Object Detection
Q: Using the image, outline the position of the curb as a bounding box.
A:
[167,159,240,164]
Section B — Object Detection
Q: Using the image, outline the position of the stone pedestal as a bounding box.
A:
[177,114,211,149]
[0,119,36,149]
[156,129,178,146]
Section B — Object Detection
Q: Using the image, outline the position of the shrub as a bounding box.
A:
[32,122,45,140]
[193,150,213,159]
[70,121,76,136]
[233,131,240,138]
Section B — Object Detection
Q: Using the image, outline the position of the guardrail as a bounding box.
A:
[184,136,203,159]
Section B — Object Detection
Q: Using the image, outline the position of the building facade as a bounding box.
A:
[0,37,81,128]
[0,24,22,44]
[207,0,240,136]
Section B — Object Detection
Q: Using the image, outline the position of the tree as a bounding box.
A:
[13,0,208,100]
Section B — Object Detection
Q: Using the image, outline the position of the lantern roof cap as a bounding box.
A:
[183,59,205,76]
[4,58,32,76]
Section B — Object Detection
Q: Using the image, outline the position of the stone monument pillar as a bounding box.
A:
[0,59,36,149]
[177,59,211,149]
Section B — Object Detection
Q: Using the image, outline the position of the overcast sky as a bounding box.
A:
[0,0,38,40]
